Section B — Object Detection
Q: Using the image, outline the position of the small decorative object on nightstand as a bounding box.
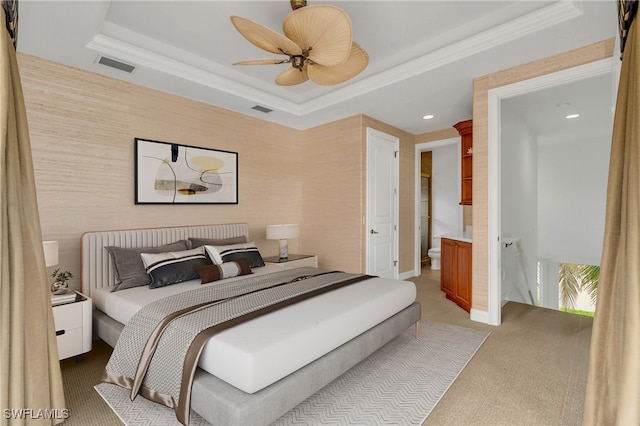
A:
[266,224,300,259]
[263,254,318,269]
[50,268,73,295]
[51,292,92,361]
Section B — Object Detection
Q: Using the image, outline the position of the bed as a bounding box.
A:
[82,223,421,425]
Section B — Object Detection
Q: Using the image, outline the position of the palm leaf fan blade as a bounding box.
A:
[231,16,302,56]
[276,66,309,86]
[233,59,289,65]
[307,42,368,86]
[283,5,352,67]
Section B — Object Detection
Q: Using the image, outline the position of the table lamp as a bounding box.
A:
[266,224,299,259]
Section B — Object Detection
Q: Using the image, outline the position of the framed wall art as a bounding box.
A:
[135,138,238,204]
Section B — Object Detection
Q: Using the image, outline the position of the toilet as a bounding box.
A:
[428,237,441,270]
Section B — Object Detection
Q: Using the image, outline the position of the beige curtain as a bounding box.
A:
[0,6,66,426]
[583,8,640,426]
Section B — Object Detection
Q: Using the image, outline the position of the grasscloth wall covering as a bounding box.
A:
[19,53,304,292]
[472,38,615,313]
[17,53,418,292]
[300,116,365,273]
[18,37,613,312]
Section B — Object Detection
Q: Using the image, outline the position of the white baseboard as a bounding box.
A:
[470,308,491,325]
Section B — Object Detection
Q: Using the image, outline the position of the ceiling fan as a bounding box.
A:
[230,0,368,86]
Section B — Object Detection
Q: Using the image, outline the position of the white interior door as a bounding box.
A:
[366,128,398,279]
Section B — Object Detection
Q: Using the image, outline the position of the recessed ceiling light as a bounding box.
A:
[566,113,580,119]
[423,114,434,120]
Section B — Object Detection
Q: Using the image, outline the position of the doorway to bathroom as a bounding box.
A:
[414,137,463,275]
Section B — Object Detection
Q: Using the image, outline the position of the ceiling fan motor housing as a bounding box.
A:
[291,56,305,70]
[290,0,306,10]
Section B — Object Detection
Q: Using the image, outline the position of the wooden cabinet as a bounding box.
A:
[440,238,472,312]
[454,119,472,205]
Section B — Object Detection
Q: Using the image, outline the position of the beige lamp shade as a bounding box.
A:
[266,224,299,240]
[43,240,59,267]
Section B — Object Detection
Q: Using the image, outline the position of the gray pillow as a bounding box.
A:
[188,236,247,249]
[106,240,188,291]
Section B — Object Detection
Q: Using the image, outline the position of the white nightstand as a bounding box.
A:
[263,254,318,269]
[51,292,92,361]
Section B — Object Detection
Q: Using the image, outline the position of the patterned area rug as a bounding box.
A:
[95,321,489,426]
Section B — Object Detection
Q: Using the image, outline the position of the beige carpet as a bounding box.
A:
[59,269,593,425]
[415,269,593,425]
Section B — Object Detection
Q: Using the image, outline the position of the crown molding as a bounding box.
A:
[86,1,583,118]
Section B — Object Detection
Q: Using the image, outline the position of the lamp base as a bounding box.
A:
[279,239,289,259]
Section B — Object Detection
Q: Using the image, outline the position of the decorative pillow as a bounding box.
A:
[194,259,253,284]
[140,247,211,289]
[188,236,248,249]
[204,242,265,268]
[106,240,188,292]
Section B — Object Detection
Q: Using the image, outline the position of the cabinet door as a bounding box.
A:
[440,239,456,297]
[455,241,472,312]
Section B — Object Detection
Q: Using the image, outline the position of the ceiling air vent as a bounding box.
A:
[251,105,273,114]
[97,55,136,74]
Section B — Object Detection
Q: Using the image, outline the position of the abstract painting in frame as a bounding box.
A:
[135,138,238,204]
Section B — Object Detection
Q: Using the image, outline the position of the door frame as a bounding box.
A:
[366,127,399,279]
[486,57,617,325]
[414,137,462,276]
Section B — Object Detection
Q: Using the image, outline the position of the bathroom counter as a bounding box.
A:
[441,234,472,244]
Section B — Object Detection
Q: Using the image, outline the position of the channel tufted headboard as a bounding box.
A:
[81,223,249,298]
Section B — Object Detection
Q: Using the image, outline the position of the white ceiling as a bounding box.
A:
[16,1,618,135]
[504,72,615,145]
